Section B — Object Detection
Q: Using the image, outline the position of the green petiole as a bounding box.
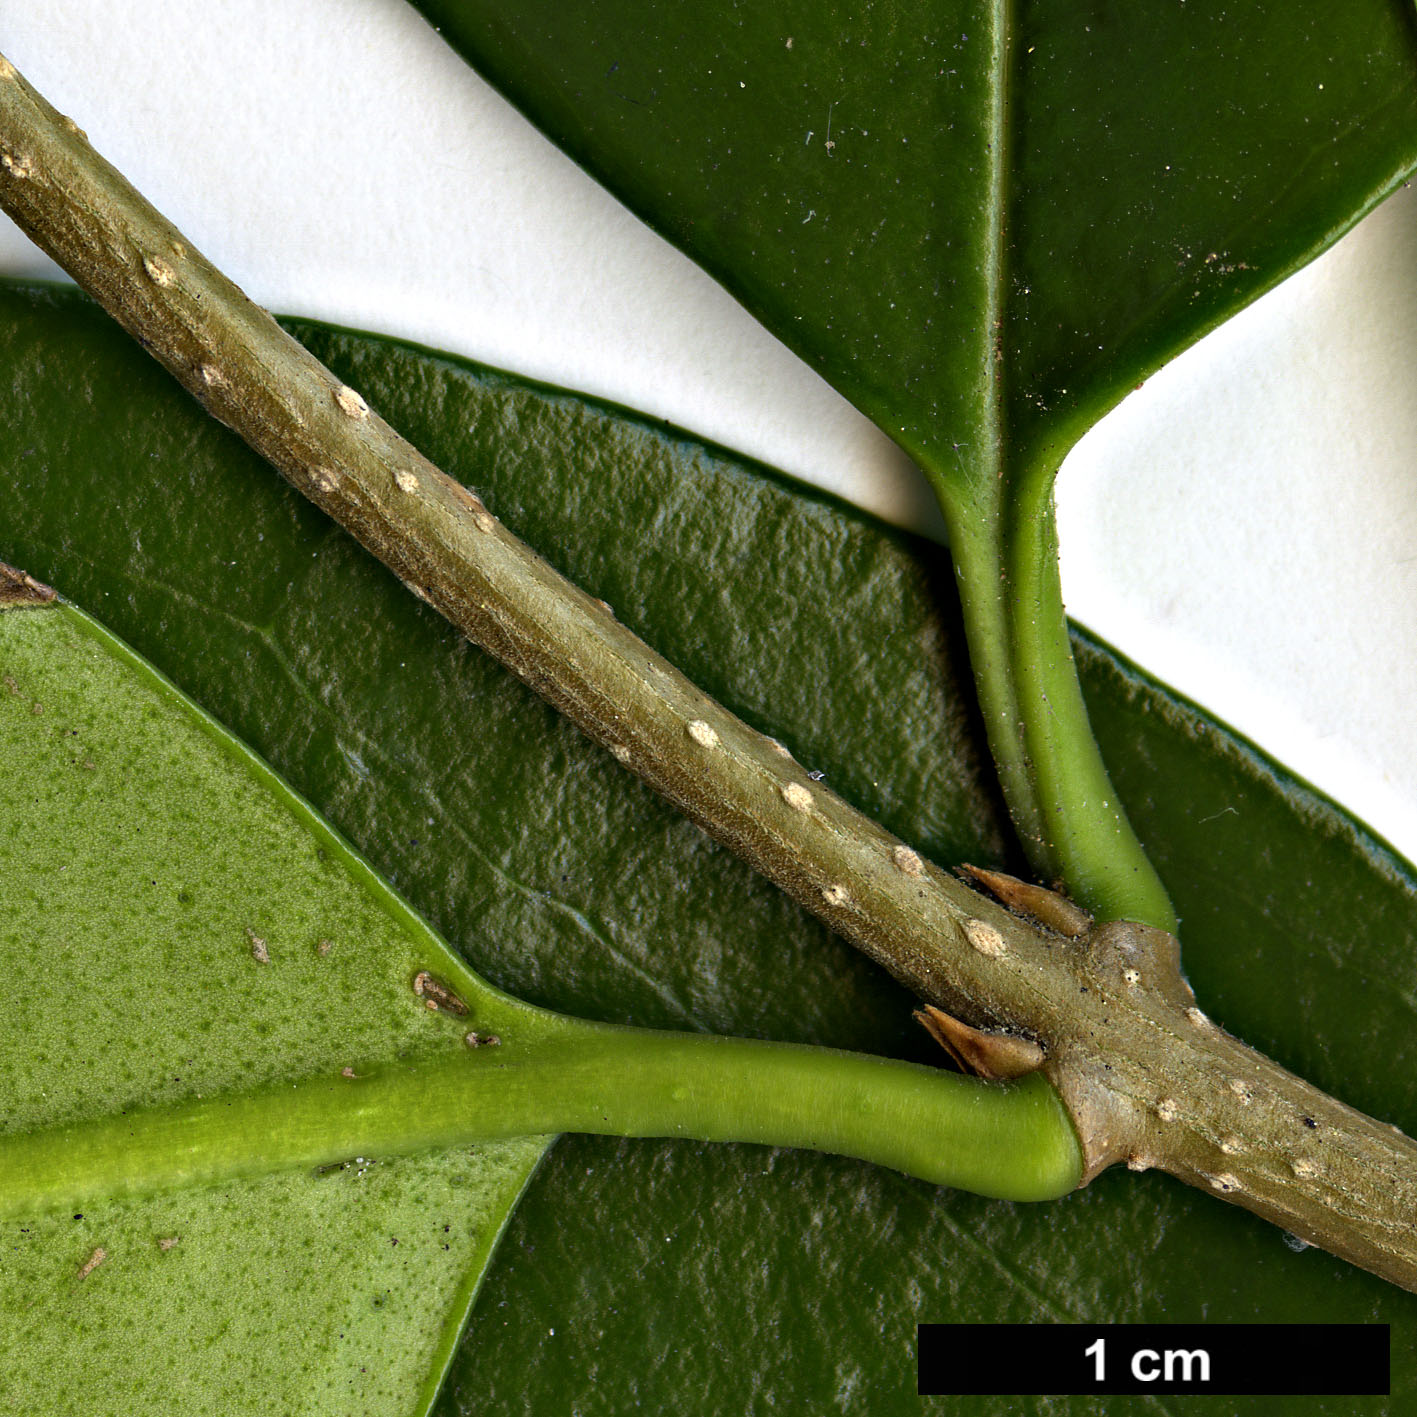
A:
[932,469,1178,935]
[0,1027,1082,1216]
[0,593,1082,1224]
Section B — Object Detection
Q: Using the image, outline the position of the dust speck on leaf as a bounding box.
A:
[245,926,269,964]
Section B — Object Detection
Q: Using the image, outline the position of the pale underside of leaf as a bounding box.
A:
[0,602,551,1416]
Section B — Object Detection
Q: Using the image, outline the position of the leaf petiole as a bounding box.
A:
[0,1019,1084,1217]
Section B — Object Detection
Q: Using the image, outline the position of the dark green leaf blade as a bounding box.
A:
[407,0,1417,480]
[403,0,1417,931]
[3,281,1415,1415]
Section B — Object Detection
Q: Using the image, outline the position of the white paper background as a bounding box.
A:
[5,1,1416,865]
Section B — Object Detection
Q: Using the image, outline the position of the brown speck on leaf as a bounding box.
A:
[316,938,333,958]
[0,561,56,607]
[245,927,269,964]
[341,1066,357,1079]
[3,674,17,695]
[158,1236,179,1252]
[77,1246,106,1280]
[30,702,43,715]
[412,971,468,1015]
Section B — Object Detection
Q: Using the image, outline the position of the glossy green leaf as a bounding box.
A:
[408,0,1417,930]
[3,281,1416,1415]
[408,0,1417,498]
